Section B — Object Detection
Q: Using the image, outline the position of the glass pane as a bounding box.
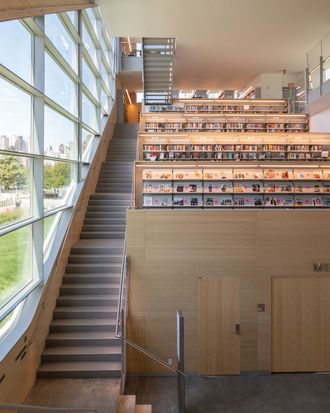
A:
[82,128,94,161]
[0,20,32,83]
[45,53,77,115]
[101,88,109,113]
[86,9,98,37]
[82,59,98,99]
[100,32,109,63]
[44,106,77,160]
[67,11,77,28]
[0,77,31,152]
[100,62,110,89]
[44,160,76,211]
[0,225,31,307]
[45,14,77,72]
[0,302,23,337]
[82,93,99,131]
[0,155,31,228]
[82,22,98,68]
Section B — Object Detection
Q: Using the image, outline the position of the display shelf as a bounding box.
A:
[138,164,330,209]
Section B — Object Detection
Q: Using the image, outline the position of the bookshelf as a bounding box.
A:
[136,163,330,209]
[141,114,309,133]
[139,132,330,162]
[147,98,289,114]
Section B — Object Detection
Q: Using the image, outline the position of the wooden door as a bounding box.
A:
[198,276,240,375]
[272,277,330,372]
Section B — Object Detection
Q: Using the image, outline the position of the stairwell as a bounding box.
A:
[37,123,138,379]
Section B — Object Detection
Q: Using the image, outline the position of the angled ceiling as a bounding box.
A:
[98,0,330,90]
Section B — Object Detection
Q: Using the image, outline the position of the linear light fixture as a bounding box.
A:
[125,89,132,104]
[127,36,132,52]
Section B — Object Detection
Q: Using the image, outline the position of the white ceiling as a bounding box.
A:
[98,0,330,90]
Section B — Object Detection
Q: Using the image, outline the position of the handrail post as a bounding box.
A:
[121,308,126,395]
[177,310,185,413]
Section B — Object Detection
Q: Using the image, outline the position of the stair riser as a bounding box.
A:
[86,207,128,212]
[63,275,120,284]
[37,370,121,379]
[90,194,131,200]
[66,266,121,274]
[56,298,118,307]
[82,226,125,232]
[85,213,126,220]
[50,324,116,333]
[60,286,120,295]
[41,353,121,363]
[80,233,125,239]
[87,200,130,205]
[54,310,117,319]
[69,255,123,263]
[96,188,131,193]
[71,247,123,255]
[46,338,119,347]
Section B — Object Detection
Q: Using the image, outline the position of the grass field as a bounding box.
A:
[0,210,56,308]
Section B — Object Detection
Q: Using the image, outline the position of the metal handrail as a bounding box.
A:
[121,334,185,378]
[0,402,96,413]
[114,125,185,380]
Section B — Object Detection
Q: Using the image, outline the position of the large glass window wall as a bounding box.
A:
[0,8,115,337]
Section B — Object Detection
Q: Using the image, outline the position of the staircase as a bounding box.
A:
[117,395,152,413]
[37,123,138,379]
[142,37,176,105]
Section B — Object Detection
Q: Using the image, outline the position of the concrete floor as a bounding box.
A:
[25,378,121,413]
[125,373,330,413]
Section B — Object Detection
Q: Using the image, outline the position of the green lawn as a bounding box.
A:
[0,225,30,306]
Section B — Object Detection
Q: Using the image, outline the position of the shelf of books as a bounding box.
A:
[146,99,289,114]
[139,133,330,162]
[140,113,309,133]
[138,164,330,209]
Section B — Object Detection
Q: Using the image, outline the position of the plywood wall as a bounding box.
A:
[126,209,330,373]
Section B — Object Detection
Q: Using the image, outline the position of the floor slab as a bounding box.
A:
[25,378,121,413]
[125,373,330,413]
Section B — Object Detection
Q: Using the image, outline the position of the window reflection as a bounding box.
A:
[45,52,77,115]
[45,14,77,72]
[43,160,76,211]
[0,77,31,152]
[82,93,99,131]
[0,20,32,83]
[44,106,77,160]
[82,22,98,68]
[82,58,98,99]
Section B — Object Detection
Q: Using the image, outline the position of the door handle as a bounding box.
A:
[235,324,240,335]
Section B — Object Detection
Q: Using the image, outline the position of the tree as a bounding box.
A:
[0,156,26,191]
[44,162,71,197]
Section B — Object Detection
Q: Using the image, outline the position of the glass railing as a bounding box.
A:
[307,31,330,94]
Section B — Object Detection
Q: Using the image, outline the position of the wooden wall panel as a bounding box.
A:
[126,209,330,373]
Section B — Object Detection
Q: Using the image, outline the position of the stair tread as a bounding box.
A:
[117,395,136,413]
[135,405,152,413]
[55,306,118,311]
[47,331,118,339]
[38,361,122,372]
[58,294,119,299]
[67,263,122,267]
[43,345,121,355]
[61,283,120,288]
[51,318,117,325]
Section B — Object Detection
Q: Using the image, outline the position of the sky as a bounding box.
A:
[0,17,104,150]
